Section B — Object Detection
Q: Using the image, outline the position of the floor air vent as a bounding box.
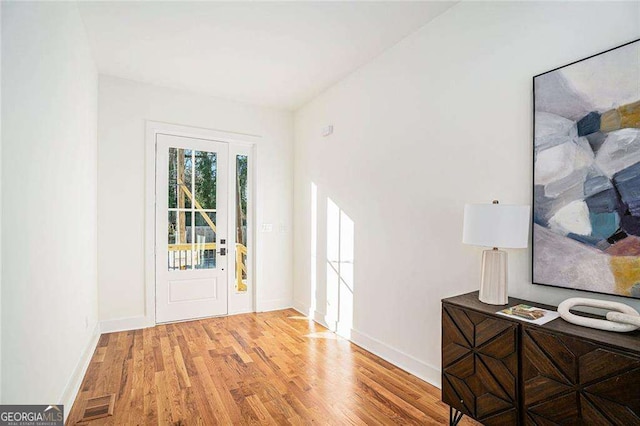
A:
[78,394,115,423]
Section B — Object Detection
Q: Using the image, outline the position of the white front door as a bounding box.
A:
[155,133,229,323]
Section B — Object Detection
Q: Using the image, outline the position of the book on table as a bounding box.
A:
[496,304,560,325]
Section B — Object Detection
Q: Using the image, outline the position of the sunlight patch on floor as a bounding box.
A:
[304,331,341,339]
[287,315,312,321]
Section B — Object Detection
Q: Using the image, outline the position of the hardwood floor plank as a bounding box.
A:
[192,356,238,424]
[153,371,174,426]
[67,309,479,425]
[142,329,158,425]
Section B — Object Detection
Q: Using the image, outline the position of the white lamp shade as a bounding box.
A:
[463,203,530,248]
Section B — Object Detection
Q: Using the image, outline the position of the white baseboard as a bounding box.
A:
[256,298,292,312]
[317,311,336,330]
[290,303,333,329]
[350,328,441,389]
[99,302,294,333]
[100,315,149,333]
[228,308,254,316]
[292,300,313,317]
[60,322,101,420]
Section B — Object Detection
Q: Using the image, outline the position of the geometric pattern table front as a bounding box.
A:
[442,305,519,425]
[523,327,640,425]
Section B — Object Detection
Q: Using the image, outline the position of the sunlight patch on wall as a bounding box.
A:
[326,197,354,338]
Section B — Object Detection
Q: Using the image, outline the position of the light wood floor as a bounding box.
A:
[67,309,478,425]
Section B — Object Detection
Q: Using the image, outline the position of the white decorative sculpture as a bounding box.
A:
[557,298,640,333]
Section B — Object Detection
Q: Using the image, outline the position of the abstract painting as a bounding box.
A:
[533,39,640,299]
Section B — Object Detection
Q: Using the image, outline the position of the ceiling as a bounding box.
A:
[78,1,456,110]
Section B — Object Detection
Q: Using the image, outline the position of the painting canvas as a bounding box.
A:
[533,39,640,299]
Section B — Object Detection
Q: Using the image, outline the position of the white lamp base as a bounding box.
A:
[479,249,508,305]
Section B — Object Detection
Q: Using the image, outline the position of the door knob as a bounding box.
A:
[217,248,226,256]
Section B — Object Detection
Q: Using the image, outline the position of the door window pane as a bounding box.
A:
[168,211,177,245]
[194,211,216,269]
[168,211,193,270]
[194,151,217,210]
[235,155,248,292]
[168,148,178,208]
[182,149,193,209]
[168,148,193,209]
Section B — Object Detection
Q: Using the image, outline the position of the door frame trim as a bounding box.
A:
[145,120,260,326]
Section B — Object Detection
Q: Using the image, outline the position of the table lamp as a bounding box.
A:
[462,200,530,305]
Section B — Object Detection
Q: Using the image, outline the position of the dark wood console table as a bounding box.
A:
[442,291,640,425]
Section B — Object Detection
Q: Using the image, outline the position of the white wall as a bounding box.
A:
[1,2,99,405]
[0,1,2,402]
[0,2,3,402]
[293,1,640,386]
[98,76,293,324]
